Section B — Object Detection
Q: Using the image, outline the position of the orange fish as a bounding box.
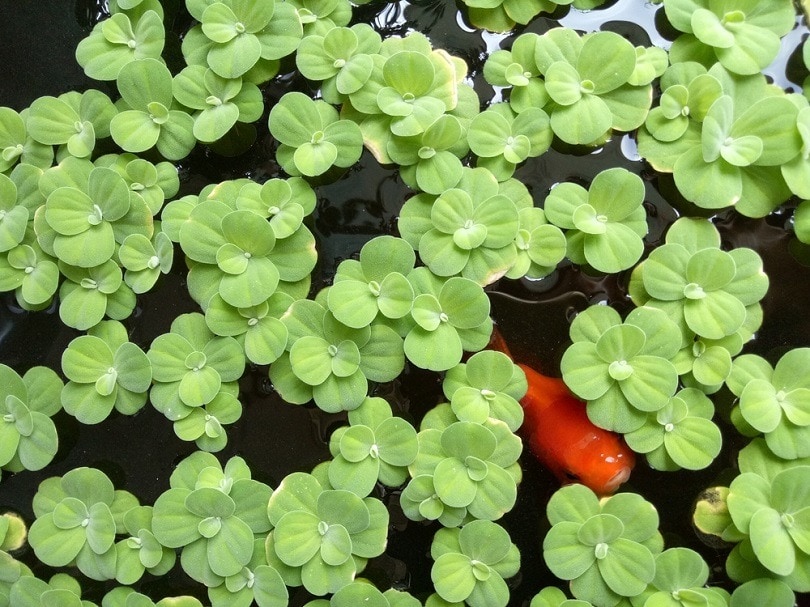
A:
[517,363,635,495]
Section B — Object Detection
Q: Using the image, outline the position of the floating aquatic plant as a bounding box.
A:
[326,235,416,330]
[442,350,527,431]
[296,24,382,105]
[270,298,405,412]
[403,414,522,525]
[542,484,663,605]
[28,468,138,580]
[544,167,648,274]
[399,168,521,286]
[624,387,723,471]
[430,520,520,607]
[664,0,796,75]
[0,107,53,172]
[629,217,768,341]
[173,65,264,144]
[403,268,492,371]
[182,0,302,80]
[151,452,273,586]
[0,364,62,473]
[26,90,117,159]
[269,92,364,177]
[560,304,682,433]
[725,348,810,460]
[75,9,165,81]
[60,320,152,424]
[110,59,196,160]
[326,396,418,497]
[266,472,389,595]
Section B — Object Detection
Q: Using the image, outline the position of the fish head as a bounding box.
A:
[556,447,635,496]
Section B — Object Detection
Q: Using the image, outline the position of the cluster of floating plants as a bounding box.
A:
[0,0,809,606]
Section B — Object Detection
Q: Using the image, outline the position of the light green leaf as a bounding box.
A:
[664,416,722,470]
[550,94,613,145]
[749,507,795,575]
[597,537,655,596]
[432,553,475,603]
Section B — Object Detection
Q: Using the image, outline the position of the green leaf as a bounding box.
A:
[596,323,646,364]
[597,537,655,596]
[195,103,240,142]
[717,22,782,75]
[585,222,645,273]
[290,335,334,386]
[728,472,772,534]
[577,31,636,93]
[467,463,517,520]
[118,58,173,110]
[545,61,583,106]
[184,487,235,520]
[599,492,659,542]
[58,284,108,331]
[323,120,363,168]
[274,510,322,567]
[589,168,645,221]
[730,579,796,607]
[433,458,477,508]
[546,484,601,527]
[619,355,678,412]
[651,546,709,592]
[664,416,723,470]
[207,515,254,577]
[468,110,514,158]
[720,135,763,167]
[320,523,352,566]
[740,379,783,433]
[328,455,379,497]
[16,412,58,470]
[153,110,196,160]
[577,514,624,546]
[208,33,263,79]
[432,552,476,603]
[543,521,595,580]
[53,497,89,530]
[312,370,367,413]
[691,9,735,48]
[111,110,161,152]
[230,0,275,32]
[383,51,435,97]
[441,421,497,461]
[176,365,221,407]
[62,335,114,383]
[684,290,747,339]
[29,515,86,566]
[550,94,613,145]
[375,417,418,467]
[749,507,795,575]
[561,342,614,401]
[268,91,324,147]
[60,382,116,424]
[85,501,116,554]
[338,425,376,463]
[673,147,742,210]
[329,279,386,330]
[152,489,204,548]
[27,96,81,145]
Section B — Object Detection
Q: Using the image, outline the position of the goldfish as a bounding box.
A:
[485,324,634,494]
[517,362,635,495]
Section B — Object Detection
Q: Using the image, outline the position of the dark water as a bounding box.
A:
[0,0,809,604]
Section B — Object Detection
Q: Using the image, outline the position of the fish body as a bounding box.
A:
[517,363,634,495]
